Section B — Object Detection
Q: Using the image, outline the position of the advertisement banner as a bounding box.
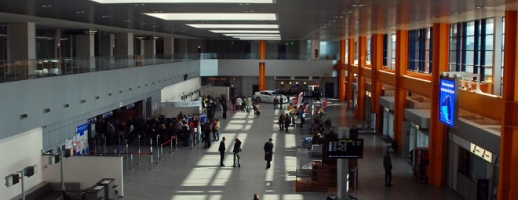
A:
[170,100,202,107]
[297,92,304,107]
[75,123,89,155]
[439,78,457,127]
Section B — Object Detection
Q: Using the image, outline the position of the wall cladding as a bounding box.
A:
[217,59,334,77]
[0,60,200,141]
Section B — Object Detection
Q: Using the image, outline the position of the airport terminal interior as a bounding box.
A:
[1,0,518,200]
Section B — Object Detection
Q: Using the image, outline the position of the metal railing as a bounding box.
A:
[0,54,200,83]
[199,52,338,60]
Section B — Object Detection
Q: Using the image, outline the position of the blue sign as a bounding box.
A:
[87,117,97,124]
[102,111,113,119]
[126,103,135,109]
[439,78,457,127]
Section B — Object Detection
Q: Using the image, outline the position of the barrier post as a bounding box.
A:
[175,136,178,150]
[138,134,141,165]
[150,138,154,170]
[129,153,133,170]
[156,135,161,164]
[173,136,174,153]
[125,139,128,159]
[103,135,107,153]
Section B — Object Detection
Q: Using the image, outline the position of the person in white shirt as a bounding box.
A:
[236,97,243,111]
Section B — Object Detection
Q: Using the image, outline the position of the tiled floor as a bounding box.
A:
[121,100,464,200]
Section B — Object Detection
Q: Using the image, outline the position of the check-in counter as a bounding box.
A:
[97,178,117,200]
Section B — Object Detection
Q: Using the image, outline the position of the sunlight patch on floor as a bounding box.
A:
[211,168,232,186]
[285,134,296,149]
[262,194,305,200]
[284,156,297,181]
[170,194,222,200]
[180,168,216,186]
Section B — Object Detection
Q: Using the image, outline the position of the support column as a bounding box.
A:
[338,40,346,101]
[429,23,450,187]
[492,16,503,96]
[115,33,134,56]
[75,34,95,70]
[164,37,175,58]
[140,40,145,55]
[347,38,355,109]
[356,36,367,120]
[498,11,518,200]
[371,34,383,133]
[259,40,266,91]
[394,30,408,154]
[54,29,61,58]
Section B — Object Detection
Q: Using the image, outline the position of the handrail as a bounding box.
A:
[0,54,200,84]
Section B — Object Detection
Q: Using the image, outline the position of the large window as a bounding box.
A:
[391,33,396,67]
[449,18,495,81]
[407,28,432,73]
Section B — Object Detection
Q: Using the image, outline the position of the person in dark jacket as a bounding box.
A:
[203,122,212,149]
[232,138,242,167]
[284,116,291,132]
[383,151,393,187]
[219,137,226,167]
[264,138,274,169]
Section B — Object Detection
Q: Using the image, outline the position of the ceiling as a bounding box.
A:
[0,0,514,40]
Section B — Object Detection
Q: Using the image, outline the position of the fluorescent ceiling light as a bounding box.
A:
[187,24,278,29]
[144,13,276,21]
[225,34,280,37]
[90,0,273,3]
[236,37,281,40]
[210,30,279,33]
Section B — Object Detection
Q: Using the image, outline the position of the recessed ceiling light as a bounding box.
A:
[90,0,273,4]
[134,3,145,6]
[75,11,85,14]
[144,13,277,21]
[210,30,279,33]
[352,4,366,8]
[40,4,53,8]
[139,22,146,25]
[123,19,131,22]
[102,15,110,18]
[153,10,164,13]
[187,24,278,29]
[224,34,280,37]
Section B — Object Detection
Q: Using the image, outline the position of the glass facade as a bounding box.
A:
[408,28,432,73]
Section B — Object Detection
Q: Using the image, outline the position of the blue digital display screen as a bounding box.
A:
[439,78,457,127]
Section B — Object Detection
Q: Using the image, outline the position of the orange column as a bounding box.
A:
[338,40,346,101]
[347,38,355,109]
[498,11,518,200]
[258,40,266,91]
[371,34,383,133]
[429,23,449,186]
[356,36,367,120]
[394,30,408,154]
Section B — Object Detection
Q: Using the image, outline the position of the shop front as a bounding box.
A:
[404,108,430,182]
[379,96,395,139]
[446,118,500,200]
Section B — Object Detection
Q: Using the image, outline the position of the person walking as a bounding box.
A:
[278,114,286,130]
[383,151,393,187]
[236,96,243,111]
[253,193,260,200]
[273,96,279,110]
[219,137,226,167]
[232,138,242,167]
[279,96,284,110]
[284,115,291,132]
[264,138,274,169]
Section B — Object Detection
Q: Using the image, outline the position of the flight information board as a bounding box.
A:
[327,138,364,159]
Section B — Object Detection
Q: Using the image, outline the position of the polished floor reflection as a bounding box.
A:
[121,100,463,200]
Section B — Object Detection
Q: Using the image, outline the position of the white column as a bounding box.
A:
[138,40,144,56]
[492,16,503,96]
[164,37,174,56]
[75,34,95,70]
[54,29,61,58]
[336,127,350,200]
[109,34,115,56]
[9,22,36,77]
[115,33,134,56]
[311,40,320,59]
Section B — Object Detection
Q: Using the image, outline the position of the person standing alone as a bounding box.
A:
[383,151,393,187]
[264,138,274,169]
[273,96,279,110]
[219,137,226,167]
[232,138,242,167]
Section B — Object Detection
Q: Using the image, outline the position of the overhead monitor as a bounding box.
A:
[326,138,364,159]
[439,76,459,127]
